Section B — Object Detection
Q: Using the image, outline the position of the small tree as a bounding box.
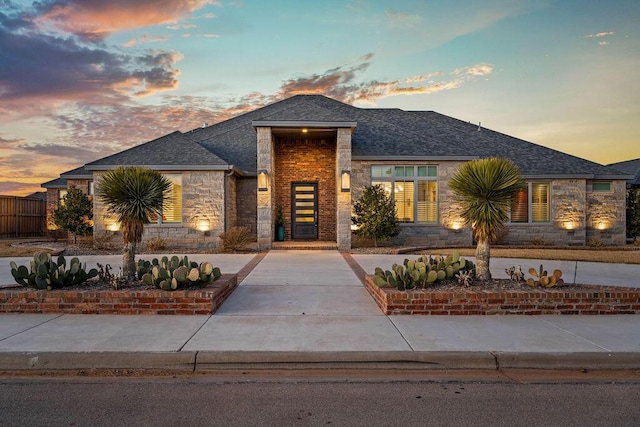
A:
[627,187,640,242]
[97,167,172,280]
[52,185,93,244]
[352,185,400,247]
[449,158,525,281]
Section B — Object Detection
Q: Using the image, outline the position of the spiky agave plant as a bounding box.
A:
[97,167,173,280]
[448,158,525,281]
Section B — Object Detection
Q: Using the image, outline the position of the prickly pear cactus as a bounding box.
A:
[371,250,476,290]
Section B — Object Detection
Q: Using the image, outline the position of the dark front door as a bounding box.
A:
[291,183,318,240]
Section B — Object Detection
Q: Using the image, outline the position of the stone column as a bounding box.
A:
[256,127,274,249]
[336,127,352,250]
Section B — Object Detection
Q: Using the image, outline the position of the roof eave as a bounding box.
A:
[251,120,357,129]
[522,173,633,180]
[86,164,234,171]
[352,155,480,161]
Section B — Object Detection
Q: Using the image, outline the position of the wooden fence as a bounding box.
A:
[0,196,47,238]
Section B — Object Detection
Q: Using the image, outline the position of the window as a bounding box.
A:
[372,165,438,223]
[88,181,94,196]
[58,189,67,206]
[592,182,611,192]
[510,182,550,223]
[150,174,182,224]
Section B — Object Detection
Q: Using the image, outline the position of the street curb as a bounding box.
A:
[1,351,639,372]
[0,351,196,371]
[493,352,640,370]
[195,351,498,370]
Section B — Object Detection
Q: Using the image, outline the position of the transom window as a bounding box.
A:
[591,181,612,192]
[510,182,550,223]
[371,165,438,223]
[150,174,182,225]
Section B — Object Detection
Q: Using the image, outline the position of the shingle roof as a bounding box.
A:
[60,165,93,179]
[41,177,67,189]
[608,158,640,185]
[85,131,229,170]
[79,94,628,179]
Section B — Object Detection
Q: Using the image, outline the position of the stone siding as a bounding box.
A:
[236,177,257,240]
[256,127,274,248]
[351,160,472,247]
[586,180,627,245]
[352,162,627,247]
[226,174,237,229]
[274,137,337,242]
[93,170,225,250]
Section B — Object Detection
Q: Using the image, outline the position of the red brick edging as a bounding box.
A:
[0,274,237,315]
[364,275,640,315]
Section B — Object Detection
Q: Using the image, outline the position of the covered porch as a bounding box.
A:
[253,122,355,250]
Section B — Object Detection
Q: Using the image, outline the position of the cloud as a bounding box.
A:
[385,8,421,27]
[203,33,220,38]
[585,31,614,38]
[273,56,493,105]
[0,49,494,196]
[0,25,183,117]
[123,34,170,47]
[34,0,220,40]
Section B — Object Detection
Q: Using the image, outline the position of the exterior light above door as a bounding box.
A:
[257,170,268,191]
[341,170,351,192]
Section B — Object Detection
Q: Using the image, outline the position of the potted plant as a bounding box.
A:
[275,205,285,241]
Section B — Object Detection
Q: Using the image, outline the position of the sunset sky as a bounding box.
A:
[1,0,639,196]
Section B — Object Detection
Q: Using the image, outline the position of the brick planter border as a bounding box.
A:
[364,275,640,315]
[0,274,237,315]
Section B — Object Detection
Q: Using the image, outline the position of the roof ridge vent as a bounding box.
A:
[477,121,482,131]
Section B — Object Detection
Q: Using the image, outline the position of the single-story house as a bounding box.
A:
[43,94,631,249]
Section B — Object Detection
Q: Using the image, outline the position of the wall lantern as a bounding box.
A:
[107,222,120,232]
[341,170,351,192]
[257,170,268,191]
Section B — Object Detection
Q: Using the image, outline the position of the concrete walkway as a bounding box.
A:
[0,250,639,371]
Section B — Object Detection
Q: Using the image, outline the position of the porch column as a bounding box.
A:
[256,127,274,249]
[336,127,352,250]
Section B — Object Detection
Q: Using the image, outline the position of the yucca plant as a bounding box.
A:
[96,167,173,280]
[448,158,525,281]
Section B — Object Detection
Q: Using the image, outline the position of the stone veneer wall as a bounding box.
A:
[351,160,472,247]
[501,179,587,246]
[274,137,337,242]
[586,180,627,245]
[236,177,257,240]
[336,128,352,250]
[93,170,225,249]
[352,162,627,247]
[226,174,237,230]
[256,127,274,248]
[45,189,60,229]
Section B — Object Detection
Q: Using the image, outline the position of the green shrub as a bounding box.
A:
[52,186,93,244]
[351,185,399,247]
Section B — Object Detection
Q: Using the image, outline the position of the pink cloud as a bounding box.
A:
[35,0,220,40]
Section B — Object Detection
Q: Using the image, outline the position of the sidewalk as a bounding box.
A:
[0,250,639,372]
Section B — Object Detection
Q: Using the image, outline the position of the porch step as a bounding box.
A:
[271,241,338,250]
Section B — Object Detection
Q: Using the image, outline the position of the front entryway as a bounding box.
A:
[291,183,318,240]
